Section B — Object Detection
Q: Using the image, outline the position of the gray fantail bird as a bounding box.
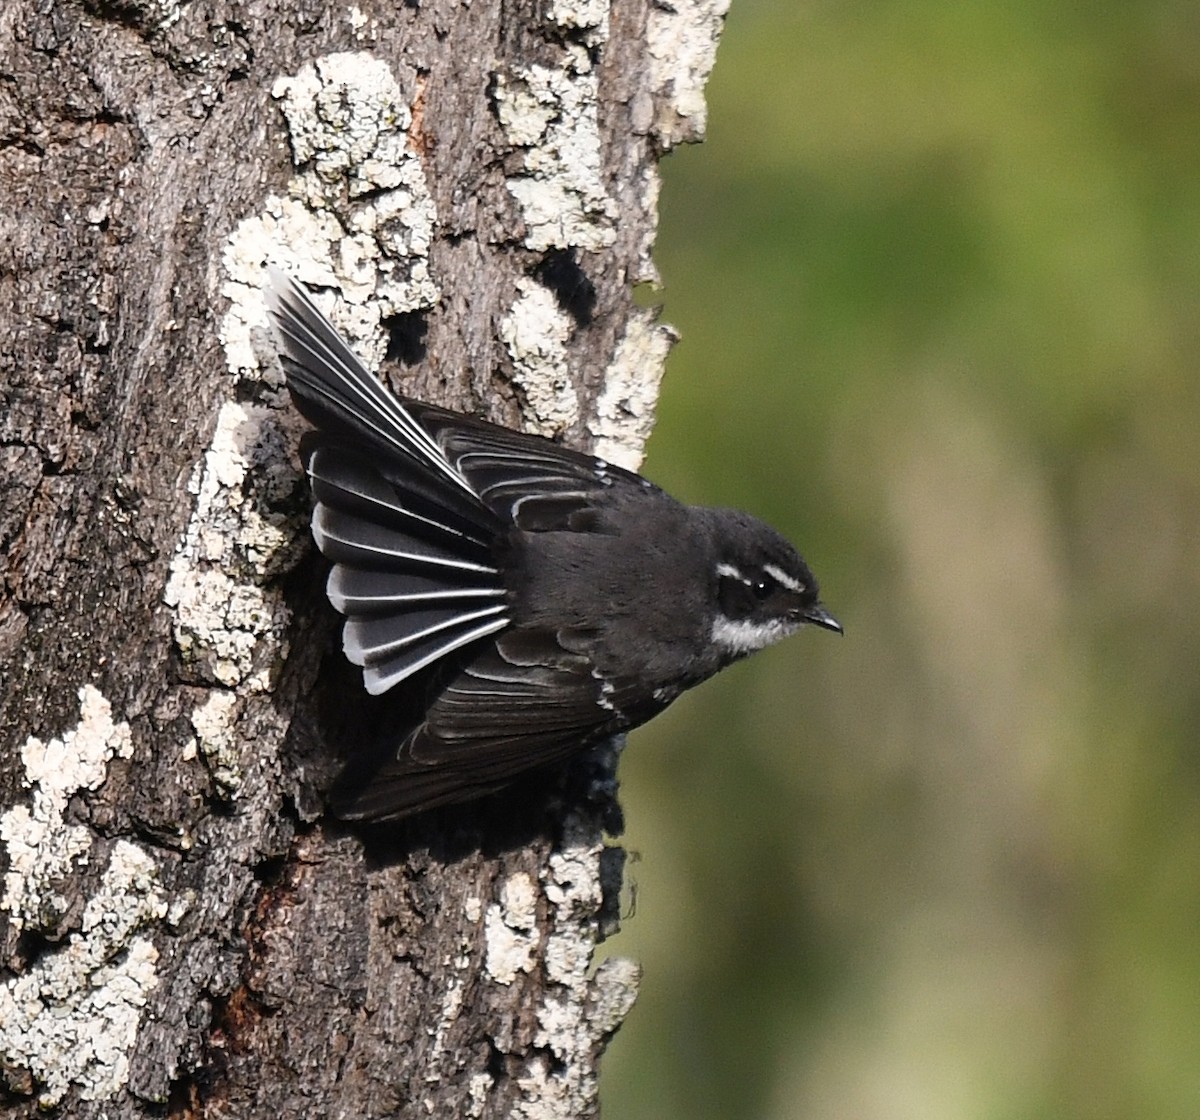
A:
[265,268,841,821]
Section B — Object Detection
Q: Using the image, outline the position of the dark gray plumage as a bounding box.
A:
[265,268,840,820]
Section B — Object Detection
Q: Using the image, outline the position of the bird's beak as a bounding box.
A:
[803,604,843,635]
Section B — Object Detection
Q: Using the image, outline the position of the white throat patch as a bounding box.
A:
[711,615,794,656]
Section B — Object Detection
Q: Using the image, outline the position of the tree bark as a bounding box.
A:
[0,0,727,1115]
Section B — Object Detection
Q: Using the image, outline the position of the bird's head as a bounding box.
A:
[701,509,842,661]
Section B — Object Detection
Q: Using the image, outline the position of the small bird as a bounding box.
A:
[265,268,841,820]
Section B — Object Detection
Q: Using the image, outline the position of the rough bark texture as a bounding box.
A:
[0,0,727,1115]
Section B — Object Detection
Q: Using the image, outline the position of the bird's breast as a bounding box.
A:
[504,504,715,685]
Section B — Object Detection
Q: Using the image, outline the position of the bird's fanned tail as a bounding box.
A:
[265,269,511,696]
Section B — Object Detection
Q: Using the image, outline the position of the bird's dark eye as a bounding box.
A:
[717,567,780,619]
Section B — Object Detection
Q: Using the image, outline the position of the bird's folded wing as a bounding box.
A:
[331,628,666,820]
[405,400,660,531]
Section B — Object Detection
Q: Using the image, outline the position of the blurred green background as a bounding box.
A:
[600,1,1200,1118]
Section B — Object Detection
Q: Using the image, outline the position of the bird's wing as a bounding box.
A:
[331,627,669,820]
[402,399,657,531]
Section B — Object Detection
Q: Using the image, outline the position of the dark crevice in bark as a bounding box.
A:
[384,309,430,366]
[534,248,597,327]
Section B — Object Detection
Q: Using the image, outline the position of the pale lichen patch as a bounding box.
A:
[221,52,439,379]
[189,689,244,794]
[427,977,466,1068]
[466,1071,495,1118]
[502,871,539,927]
[484,871,540,985]
[546,0,610,45]
[163,400,301,693]
[275,53,412,199]
[589,310,677,471]
[512,1056,575,1120]
[543,927,591,988]
[0,688,166,1107]
[500,279,580,437]
[346,4,374,38]
[543,824,604,916]
[271,53,439,309]
[647,0,731,146]
[502,817,641,1117]
[493,47,617,253]
[0,845,166,1107]
[0,686,132,932]
[587,956,641,1036]
[631,159,664,285]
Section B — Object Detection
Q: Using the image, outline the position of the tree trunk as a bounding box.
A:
[0,0,726,1115]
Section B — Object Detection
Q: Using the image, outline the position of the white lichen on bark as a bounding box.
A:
[590,311,678,471]
[1,687,134,931]
[517,818,641,1118]
[484,871,541,985]
[545,0,609,44]
[500,279,581,437]
[647,0,732,146]
[493,29,617,253]
[163,400,302,696]
[188,689,246,794]
[222,50,439,375]
[0,687,168,1106]
[459,820,641,1116]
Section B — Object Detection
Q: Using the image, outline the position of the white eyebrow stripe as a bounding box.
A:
[763,563,805,594]
[716,563,751,584]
